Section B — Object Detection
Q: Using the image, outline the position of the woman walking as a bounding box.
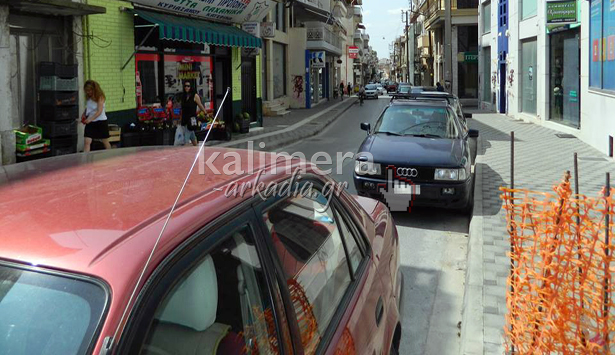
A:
[175,80,208,147]
[339,81,345,101]
[81,80,110,152]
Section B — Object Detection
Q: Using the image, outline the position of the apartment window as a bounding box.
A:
[273,42,287,98]
[521,0,537,20]
[520,39,538,115]
[482,2,491,34]
[275,3,286,32]
[457,0,479,9]
[589,0,615,91]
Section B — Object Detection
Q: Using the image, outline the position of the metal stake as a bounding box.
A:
[510,131,516,353]
[604,173,611,345]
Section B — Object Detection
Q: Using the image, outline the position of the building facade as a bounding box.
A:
[479,0,615,156]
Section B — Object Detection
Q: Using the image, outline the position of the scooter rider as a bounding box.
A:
[358,85,366,105]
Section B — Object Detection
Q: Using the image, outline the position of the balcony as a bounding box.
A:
[353,6,362,21]
[306,24,342,56]
[354,30,363,44]
[332,0,348,18]
[417,34,429,49]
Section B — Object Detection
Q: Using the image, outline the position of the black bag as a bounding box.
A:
[186,117,199,132]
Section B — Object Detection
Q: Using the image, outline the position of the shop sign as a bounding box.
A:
[349,46,359,59]
[261,22,275,38]
[457,51,478,63]
[242,22,260,37]
[131,0,274,24]
[311,51,326,68]
[546,0,577,25]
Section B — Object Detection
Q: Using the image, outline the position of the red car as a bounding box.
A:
[0,147,403,355]
[386,82,398,93]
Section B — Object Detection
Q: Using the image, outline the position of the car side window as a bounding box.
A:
[138,226,281,355]
[333,208,363,273]
[262,191,356,353]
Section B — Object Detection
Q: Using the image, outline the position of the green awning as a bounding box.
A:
[135,9,262,49]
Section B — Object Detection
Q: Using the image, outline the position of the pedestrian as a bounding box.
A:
[347,82,353,97]
[175,80,208,147]
[339,81,345,101]
[81,80,110,152]
[436,82,445,92]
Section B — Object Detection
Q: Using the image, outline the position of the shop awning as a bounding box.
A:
[135,9,262,49]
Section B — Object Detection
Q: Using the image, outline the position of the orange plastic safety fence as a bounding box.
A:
[501,174,615,354]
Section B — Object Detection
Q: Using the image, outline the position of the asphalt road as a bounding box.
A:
[278,95,470,355]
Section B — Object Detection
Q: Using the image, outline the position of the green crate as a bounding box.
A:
[16,139,50,153]
[15,125,43,145]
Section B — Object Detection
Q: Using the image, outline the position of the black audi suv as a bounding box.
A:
[353,98,479,212]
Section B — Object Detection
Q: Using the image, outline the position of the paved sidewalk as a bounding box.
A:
[460,112,615,354]
[207,97,357,150]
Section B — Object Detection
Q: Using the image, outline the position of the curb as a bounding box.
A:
[215,98,357,151]
[459,134,485,355]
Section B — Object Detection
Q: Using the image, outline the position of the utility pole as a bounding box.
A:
[402,9,410,83]
[444,0,452,92]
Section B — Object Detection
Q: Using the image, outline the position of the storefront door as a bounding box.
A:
[241,57,257,123]
[549,29,580,128]
[215,57,232,128]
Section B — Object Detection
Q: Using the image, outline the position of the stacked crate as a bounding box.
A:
[38,62,79,156]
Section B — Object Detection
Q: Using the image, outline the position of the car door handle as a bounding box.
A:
[375,296,384,327]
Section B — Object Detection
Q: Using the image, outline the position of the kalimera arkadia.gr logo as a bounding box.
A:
[377,165,420,213]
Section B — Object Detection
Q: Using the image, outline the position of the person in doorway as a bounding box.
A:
[339,81,345,101]
[347,82,353,97]
[175,80,208,147]
[81,80,110,152]
[436,82,445,92]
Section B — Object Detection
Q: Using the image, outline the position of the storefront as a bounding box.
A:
[547,0,581,128]
[520,38,538,115]
[0,0,106,164]
[129,5,265,141]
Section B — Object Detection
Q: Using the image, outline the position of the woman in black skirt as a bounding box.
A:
[81,80,110,152]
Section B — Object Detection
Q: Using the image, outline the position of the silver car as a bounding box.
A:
[364,84,379,99]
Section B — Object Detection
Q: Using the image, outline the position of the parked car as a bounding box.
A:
[354,99,479,212]
[0,147,403,355]
[364,84,380,99]
[386,82,398,93]
[396,83,412,94]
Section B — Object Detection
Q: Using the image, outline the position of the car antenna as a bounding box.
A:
[102,87,232,354]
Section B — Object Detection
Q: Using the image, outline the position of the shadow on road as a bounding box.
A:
[398,265,462,355]
[392,208,470,234]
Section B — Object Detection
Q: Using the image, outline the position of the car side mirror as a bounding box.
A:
[360,123,371,134]
[468,129,479,138]
[464,112,473,119]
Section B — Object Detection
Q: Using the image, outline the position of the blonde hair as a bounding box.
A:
[84,80,106,101]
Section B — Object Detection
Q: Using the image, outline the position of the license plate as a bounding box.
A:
[394,183,421,195]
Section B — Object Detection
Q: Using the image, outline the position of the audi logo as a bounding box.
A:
[397,167,418,178]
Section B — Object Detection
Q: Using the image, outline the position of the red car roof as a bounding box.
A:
[0,147,290,277]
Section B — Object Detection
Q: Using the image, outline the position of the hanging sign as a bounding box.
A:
[349,46,359,59]
[242,22,260,37]
[311,51,326,68]
[261,22,275,38]
[132,0,274,24]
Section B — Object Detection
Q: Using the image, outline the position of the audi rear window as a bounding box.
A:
[0,264,107,354]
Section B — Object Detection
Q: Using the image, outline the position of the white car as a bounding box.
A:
[364,84,379,99]
[376,84,386,95]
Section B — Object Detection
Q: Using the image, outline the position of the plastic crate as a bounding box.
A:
[121,132,141,147]
[16,139,50,153]
[49,135,77,156]
[39,62,78,78]
[51,145,77,156]
[39,76,79,91]
[39,91,78,106]
[40,120,77,138]
[16,149,52,163]
[39,106,79,121]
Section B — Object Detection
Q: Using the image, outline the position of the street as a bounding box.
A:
[278,95,469,355]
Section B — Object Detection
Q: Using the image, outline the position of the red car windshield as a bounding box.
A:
[0,263,107,354]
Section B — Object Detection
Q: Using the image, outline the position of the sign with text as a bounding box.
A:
[311,51,326,68]
[457,51,478,63]
[349,46,359,59]
[242,22,260,37]
[132,0,274,24]
[546,0,577,25]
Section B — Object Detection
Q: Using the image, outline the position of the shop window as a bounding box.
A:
[549,30,580,128]
[521,0,537,20]
[136,57,159,106]
[163,55,213,110]
[520,39,538,115]
[273,43,287,99]
[458,26,479,99]
[482,2,491,34]
[589,0,615,91]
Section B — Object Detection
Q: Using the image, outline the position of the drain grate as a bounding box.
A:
[556,133,577,139]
